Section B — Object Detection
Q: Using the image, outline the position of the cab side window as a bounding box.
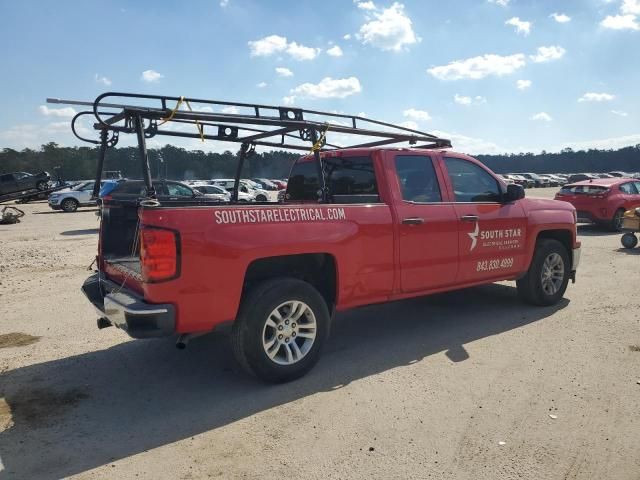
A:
[444,157,502,203]
[394,155,442,203]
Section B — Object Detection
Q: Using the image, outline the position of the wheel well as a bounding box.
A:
[243,254,337,308]
[536,229,571,256]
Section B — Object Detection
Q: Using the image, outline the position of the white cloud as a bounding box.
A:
[39,105,77,117]
[275,67,293,77]
[343,34,352,40]
[487,0,510,6]
[247,35,321,60]
[220,0,229,6]
[529,45,566,63]
[403,108,432,121]
[578,92,615,102]
[516,79,532,90]
[611,110,628,116]
[357,2,419,52]
[357,1,376,10]
[282,96,296,106]
[94,74,112,86]
[550,12,571,23]
[428,53,526,80]
[286,42,321,60]
[621,0,640,15]
[600,14,639,30]
[141,69,163,82]
[453,94,486,106]
[221,106,240,114]
[327,45,344,57]
[290,76,362,99]
[531,112,553,122]
[248,34,288,56]
[505,17,531,35]
[256,81,268,88]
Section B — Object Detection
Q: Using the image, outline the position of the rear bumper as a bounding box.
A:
[81,273,175,339]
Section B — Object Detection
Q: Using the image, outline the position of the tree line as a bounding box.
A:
[1,142,638,181]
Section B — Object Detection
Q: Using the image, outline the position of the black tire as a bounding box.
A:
[517,238,570,306]
[256,194,267,202]
[61,198,78,213]
[231,277,330,383]
[36,180,48,190]
[610,208,626,232]
[621,232,638,249]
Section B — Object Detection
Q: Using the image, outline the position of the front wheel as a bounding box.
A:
[36,180,49,190]
[517,239,570,306]
[231,277,330,383]
[61,198,78,212]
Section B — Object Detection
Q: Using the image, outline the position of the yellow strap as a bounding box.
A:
[158,96,205,142]
[310,124,329,153]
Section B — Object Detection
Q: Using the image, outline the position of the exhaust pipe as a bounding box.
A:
[176,332,207,350]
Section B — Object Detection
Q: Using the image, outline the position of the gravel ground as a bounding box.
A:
[0,189,639,480]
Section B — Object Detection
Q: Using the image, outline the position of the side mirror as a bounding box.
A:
[505,183,525,202]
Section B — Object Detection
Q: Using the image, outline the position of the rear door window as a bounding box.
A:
[166,183,194,196]
[394,155,442,203]
[619,182,639,194]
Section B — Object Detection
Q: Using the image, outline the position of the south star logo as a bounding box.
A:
[468,221,479,251]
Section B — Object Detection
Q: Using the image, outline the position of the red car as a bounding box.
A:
[555,178,640,231]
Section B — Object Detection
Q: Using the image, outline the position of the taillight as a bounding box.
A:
[590,189,611,199]
[140,227,180,282]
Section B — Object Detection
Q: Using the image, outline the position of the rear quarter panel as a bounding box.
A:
[139,204,394,333]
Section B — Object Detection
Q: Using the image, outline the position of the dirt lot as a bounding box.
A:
[0,189,639,480]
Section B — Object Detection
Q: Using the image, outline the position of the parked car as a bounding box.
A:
[537,174,559,187]
[506,174,532,188]
[496,174,514,185]
[251,178,280,191]
[84,147,580,383]
[212,179,271,201]
[0,171,50,195]
[555,178,640,231]
[48,181,105,212]
[191,184,231,202]
[518,173,549,188]
[100,179,224,206]
[567,173,599,183]
[608,171,632,178]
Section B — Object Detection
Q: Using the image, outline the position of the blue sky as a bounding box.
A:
[0,0,639,154]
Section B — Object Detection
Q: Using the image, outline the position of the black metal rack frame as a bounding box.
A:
[47,92,452,203]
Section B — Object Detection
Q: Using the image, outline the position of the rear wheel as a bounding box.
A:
[231,277,330,383]
[61,198,78,212]
[610,208,625,232]
[621,232,638,249]
[256,194,267,202]
[36,180,49,190]
[517,238,570,306]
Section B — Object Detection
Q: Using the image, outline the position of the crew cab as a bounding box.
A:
[555,178,640,231]
[82,148,580,382]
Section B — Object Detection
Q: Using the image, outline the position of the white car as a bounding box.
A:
[48,181,102,212]
[191,183,231,202]
[211,179,266,202]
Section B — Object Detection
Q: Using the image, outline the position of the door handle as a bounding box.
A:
[402,217,425,225]
[460,215,479,222]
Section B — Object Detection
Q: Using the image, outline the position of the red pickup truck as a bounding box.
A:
[83,147,581,382]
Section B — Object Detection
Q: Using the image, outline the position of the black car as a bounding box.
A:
[567,173,599,183]
[0,171,50,195]
[101,179,221,205]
